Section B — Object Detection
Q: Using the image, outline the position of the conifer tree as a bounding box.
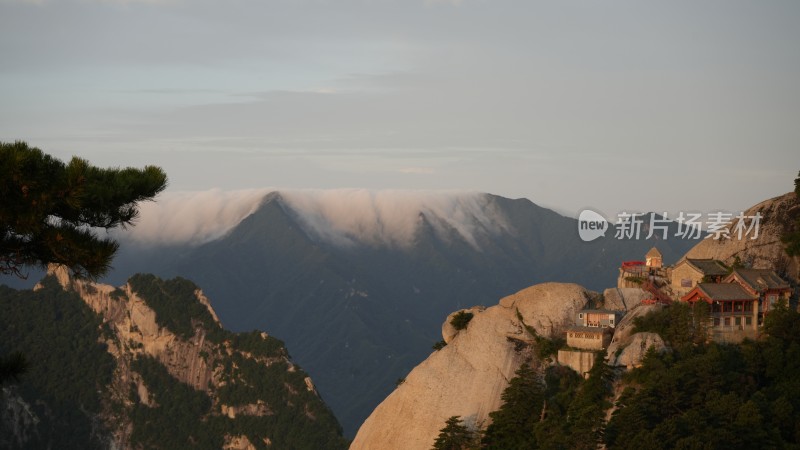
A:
[450,311,474,330]
[0,352,27,383]
[482,362,544,449]
[565,354,612,450]
[0,141,167,384]
[433,416,476,450]
[0,141,167,279]
[781,169,800,256]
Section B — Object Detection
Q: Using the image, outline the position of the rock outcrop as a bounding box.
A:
[442,306,485,344]
[43,265,218,392]
[0,387,39,449]
[223,435,256,450]
[351,282,589,450]
[7,266,348,449]
[608,332,666,368]
[602,287,651,311]
[220,401,271,419]
[606,303,667,368]
[683,192,799,283]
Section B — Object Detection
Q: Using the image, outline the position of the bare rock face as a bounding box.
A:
[27,265,345,449]
[602,287,651,311]
[606,304,666,368]
[351,282,589,450]
[223,435,256,450]
[498,282,591,338]
[683,192,799,283]
[304,376,318,394]
[47,265,217,392]
[608,333,666,368]
[607,304,660,348]
[220,401,271,419]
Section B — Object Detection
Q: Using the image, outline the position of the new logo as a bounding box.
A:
[578,209,609,242]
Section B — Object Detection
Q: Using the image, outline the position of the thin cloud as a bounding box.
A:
[424,0,465,6]
[1,0,177,3]
[398,167,436,175]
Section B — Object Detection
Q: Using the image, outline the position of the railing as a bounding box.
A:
[642,279,671,305]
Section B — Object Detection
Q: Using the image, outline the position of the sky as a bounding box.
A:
[1,0,799,219]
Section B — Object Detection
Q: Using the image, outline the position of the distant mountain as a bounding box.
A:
[0,267,347,450]
[88,190,697,435]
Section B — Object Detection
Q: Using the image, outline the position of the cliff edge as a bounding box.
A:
[351,282,589,450]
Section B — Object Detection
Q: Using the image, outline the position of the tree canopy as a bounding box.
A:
[0,278,349,449]
[433,416,478,450]
[0,141,167,278]
[605,303,800,449]
[783,169,800,257]
[482,362,544,449]
[450,311,474,330]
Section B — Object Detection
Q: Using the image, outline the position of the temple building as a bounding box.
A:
[725,268,792,316]
[575,309,620,328]
[645,247,663,268]
[565,327,613,351]
[681,282,758,343]
[670,258,729,295]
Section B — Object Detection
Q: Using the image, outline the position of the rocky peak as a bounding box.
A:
[15,266,348,449]
[351,282,589,450]
[43,264,218,391]
[683,191,799,282]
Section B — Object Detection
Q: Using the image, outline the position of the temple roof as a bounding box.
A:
[729,268,791,291]
[646,247,662,258]
[580,309,619,314]
[683,258,730,276]
[696,283,757,301]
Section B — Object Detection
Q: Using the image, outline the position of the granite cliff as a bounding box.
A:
[351,282,590,450]
[684,191,799,282]
[0,267,346,450]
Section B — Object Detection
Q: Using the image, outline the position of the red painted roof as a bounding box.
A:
[622,261,646,268]
[682,283,757,302]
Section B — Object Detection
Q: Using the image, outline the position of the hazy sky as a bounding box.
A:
[1,0,798,218]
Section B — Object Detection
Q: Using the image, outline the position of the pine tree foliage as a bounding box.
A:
[478,356,615,450]
[483,362,544,449]
[782,169,800,256]
[564,354,613,450]
[0,141,167,278]
[433,416,477,450]
[0,278,349,449]
[450,311,474,330]
[604,302,800,449]
[632,302,710,353]
[0,279,116,447]
[0,351,27,385]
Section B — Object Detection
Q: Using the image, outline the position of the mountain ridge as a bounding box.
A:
[351,190,800,449]
[100,191,697,435]
[0,266,347,449]
[1,190,701,435]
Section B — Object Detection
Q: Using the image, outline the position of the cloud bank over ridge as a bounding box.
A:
[118,188,512,249]
[118,188,273,246]
[281,189,510,249]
